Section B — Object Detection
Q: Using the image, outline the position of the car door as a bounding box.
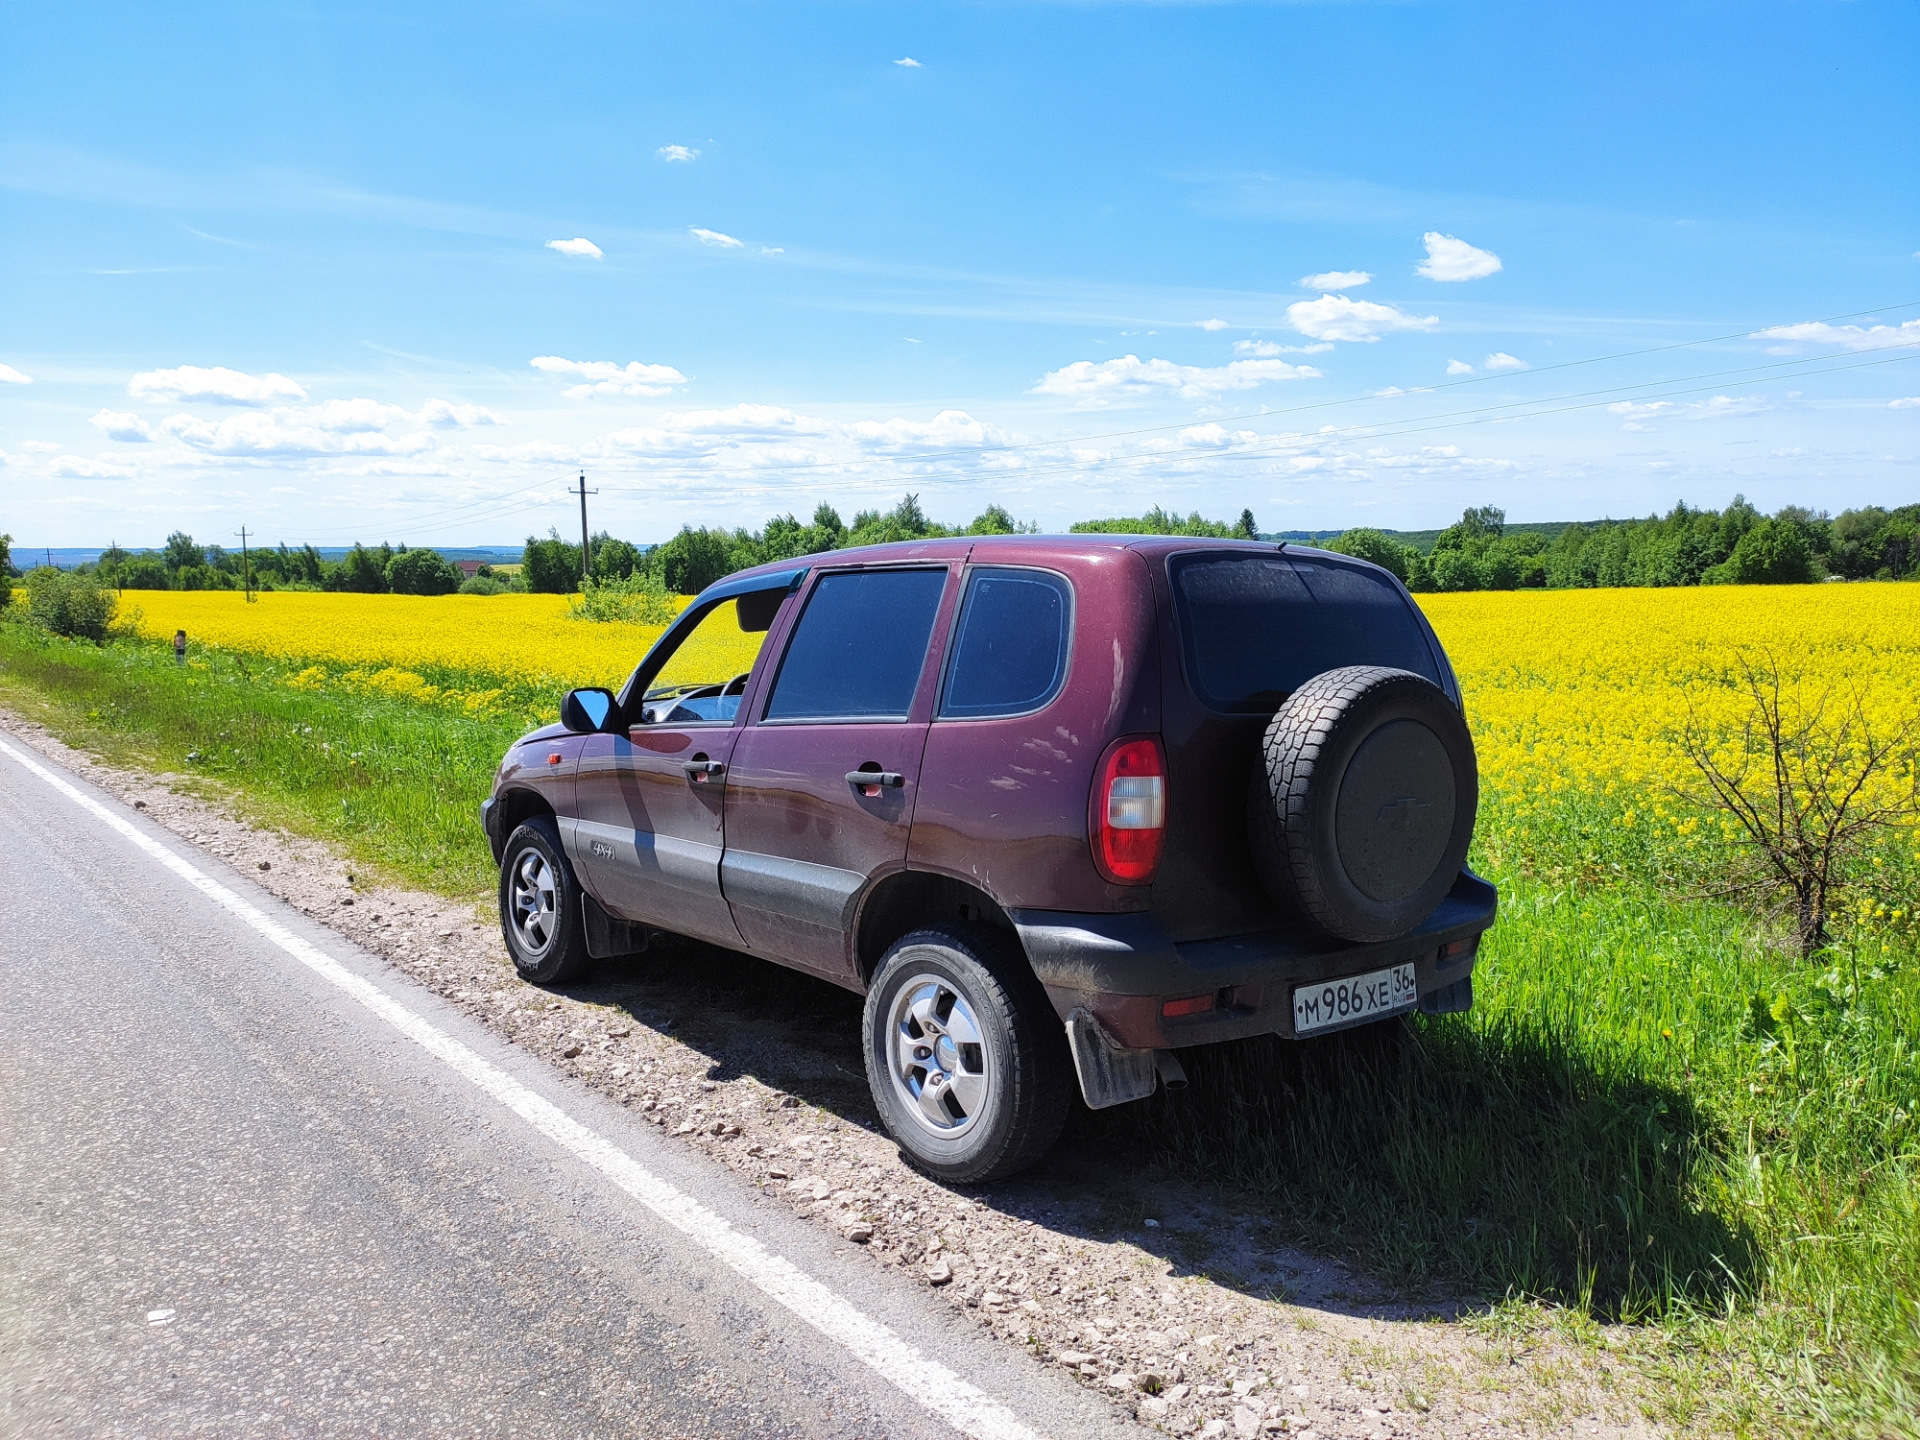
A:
[572,586,791,949]
[720,563,961,983]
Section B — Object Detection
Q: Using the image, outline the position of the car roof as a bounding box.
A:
[718,532,1294,585]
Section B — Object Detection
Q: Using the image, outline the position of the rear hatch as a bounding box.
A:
[1145,544,1457,944]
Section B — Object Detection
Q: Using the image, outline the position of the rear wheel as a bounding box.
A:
[498,818,596,985]
[862,925,1072,1184]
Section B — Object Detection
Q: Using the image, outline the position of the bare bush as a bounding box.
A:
[1676,655,1920,958]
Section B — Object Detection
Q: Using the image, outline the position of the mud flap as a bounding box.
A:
[1065,1008,1159,1110]
[581,893,648,961]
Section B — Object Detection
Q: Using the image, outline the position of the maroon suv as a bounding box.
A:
[482,536,1496,1182]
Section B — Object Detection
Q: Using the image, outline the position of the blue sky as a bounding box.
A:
[2,1,1917,549]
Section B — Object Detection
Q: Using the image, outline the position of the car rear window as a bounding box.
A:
[764,568,949,721]
[1170,551,1440,714]
[939,567,1072,719]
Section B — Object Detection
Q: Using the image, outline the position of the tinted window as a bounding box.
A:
[1171,552,1440,713]
[939,568,1072,719]
[764,569,948,721]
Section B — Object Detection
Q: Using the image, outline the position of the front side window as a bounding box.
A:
[1170,552,1441,714]
[639,597,778,724]
[938,567,1072,719]
[763,568,949,722]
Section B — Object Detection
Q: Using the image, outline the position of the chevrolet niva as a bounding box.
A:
[482,536,1495,1182]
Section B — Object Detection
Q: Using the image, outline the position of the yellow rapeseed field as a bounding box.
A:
[1418,584,1920,874]
[121,585,1920,854]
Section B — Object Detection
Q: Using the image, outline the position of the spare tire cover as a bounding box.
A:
[1247,666,1477,944]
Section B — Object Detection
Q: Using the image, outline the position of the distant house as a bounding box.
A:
[457,560,486,577]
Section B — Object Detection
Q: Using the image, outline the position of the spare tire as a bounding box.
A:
[1247,666,1477,944]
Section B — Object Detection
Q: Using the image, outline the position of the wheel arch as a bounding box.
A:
[852,870,1021,989]
[492,786,557,858]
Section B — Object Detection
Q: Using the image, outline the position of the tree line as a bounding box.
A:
[8,495,1914,603]
[1323,497,1919,591]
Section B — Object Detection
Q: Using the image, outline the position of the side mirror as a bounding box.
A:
[560,687,615,733]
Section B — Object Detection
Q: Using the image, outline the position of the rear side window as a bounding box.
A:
[764,568,948,721]
[939,567,1072,719]
[1170,552,1440,714]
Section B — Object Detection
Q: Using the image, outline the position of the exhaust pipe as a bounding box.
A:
[1153,1050,1188,1092]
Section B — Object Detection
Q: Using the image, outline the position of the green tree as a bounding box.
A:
[522,532,584,593]
[1430,549,1480,592]
[1324,527,1413,582]
[116,556,172,590]
[1236,508,1259,540]
[328,543,391,594]
[163,531,206,572]
[1712,518,1817,585]
[590,533,644,581]
[25,568,117,641]
[966,504,1020,536]
[650,527,733,594]
[386,548,461,596]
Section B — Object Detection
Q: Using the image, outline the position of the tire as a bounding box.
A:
[1247,666,1477,944]
[497,817,597,985]
[862,925,1073,1185]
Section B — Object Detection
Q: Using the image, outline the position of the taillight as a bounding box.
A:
[1090,736,1167,885]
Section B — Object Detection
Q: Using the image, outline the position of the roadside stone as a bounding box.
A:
[561,1043,583,1058]
[672,1120,698,1135]
[1200,1420,1229,1439]
[257,860,270,871]
[767,1166,791,1180]
[842,1219,874,1244]
[1103,1372,1135,1391]
[1232,1405,1261,1439]
[1141,1397,1170,1420]
[925,1258,952,1285]
[1056,1351,1095,1367]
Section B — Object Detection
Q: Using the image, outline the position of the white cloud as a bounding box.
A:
[90,409,156,442]
[1234,339,1330,357]
[1417,232,1503,282]
[1483,351,1528,371]
[846,410,1003,449]
[23,440,59,453]
[159,408,433,457]
[130,364,306,405]
[1299,270,1372,292]
[1286,295,1438,343]
[1197,318,1229,331]
[656,145,699,163]
[530,355,690,398]
[761,246,785,256]
[1751,318,1920,354]
[0,363,30,385]
[1891,396,1920,409]
[416,398,504,429]
[1609,395,1767,431]
[895,56,922,67]
[1032,354,1319,403]
[690,227,744,249]
[1445,359,1474,375]
[546,237,603,259]
[50,454,135,478]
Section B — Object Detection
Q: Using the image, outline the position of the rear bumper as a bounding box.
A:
[1012,869,1497,1050]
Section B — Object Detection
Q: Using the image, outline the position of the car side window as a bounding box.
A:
[637,597,779,725]
[938,567,1072,719]
[763,569,949,722]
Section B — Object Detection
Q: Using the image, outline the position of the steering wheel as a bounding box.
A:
[722,671,751,696]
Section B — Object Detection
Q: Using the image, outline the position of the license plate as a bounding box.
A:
[1292,963,1417,1036]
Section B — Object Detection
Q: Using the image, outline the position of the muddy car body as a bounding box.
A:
[483,535,1496,1180]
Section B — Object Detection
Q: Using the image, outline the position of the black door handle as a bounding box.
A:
[846,769,905,791]
[683,759,725,782]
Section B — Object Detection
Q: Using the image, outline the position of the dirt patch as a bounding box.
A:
[1,709,1669,1439]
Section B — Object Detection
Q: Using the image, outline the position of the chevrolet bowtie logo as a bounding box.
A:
[1376,796,1430,831]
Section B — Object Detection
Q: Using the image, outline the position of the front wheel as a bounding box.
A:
[862,925,1072,1184]
[498,818,596,985]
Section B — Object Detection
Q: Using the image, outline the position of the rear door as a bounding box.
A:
[720,564,960,983]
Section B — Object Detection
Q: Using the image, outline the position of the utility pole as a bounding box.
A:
[570,470,598,589]
[235,526,255,602]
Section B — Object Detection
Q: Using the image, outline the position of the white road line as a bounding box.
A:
[0,735,1045,1440]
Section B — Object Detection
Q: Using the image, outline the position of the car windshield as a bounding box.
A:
[1170,551,1441,713]
[638,596,778,724]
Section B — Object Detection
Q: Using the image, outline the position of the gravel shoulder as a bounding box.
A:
[0,707,1673,1440]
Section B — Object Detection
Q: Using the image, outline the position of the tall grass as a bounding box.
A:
[3,622,1916,1435]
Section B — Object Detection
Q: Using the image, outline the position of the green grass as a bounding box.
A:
[3,620,1917,1435]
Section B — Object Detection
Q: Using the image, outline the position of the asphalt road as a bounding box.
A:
[0,738,1137,1440]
